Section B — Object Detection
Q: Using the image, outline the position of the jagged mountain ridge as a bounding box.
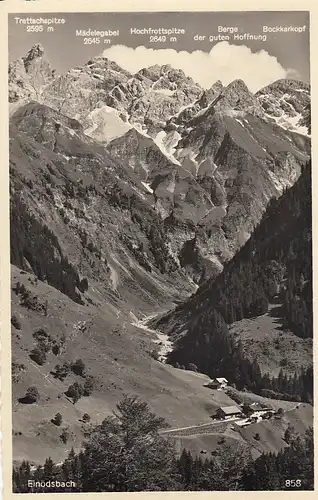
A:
[256,79,310,134]
[106,110,310,279]
[10,44,311,137]
[9,45,202,134]
[9,44,55,105]
[9,44,311,284]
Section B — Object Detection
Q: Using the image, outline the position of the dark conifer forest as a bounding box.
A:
[12,396,314,492]
[165,161,313,402]
[10,194,84,304]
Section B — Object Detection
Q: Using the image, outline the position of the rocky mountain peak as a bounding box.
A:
[24,43,45,66]
[9,44,55,104]
[197,81,224,108]
[137,64,189,85]
[256,78,310,135]
[84,53,132,77]
[138,64,173,81]
[213,78,263,115]
[208,80,224,93]
[222,79,254,103]
[257,78,310,95]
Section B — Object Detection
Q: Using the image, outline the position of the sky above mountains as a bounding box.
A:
[102,42,299,93]
[9,11,310,92]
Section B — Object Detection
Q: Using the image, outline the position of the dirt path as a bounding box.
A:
[160,403,302,437]
[160,419,237,437]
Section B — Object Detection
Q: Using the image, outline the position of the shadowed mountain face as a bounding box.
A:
[106,104,310,281]
[152,161,312,399]
[10,102,198,316]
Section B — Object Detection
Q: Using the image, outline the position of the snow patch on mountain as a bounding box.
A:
[153,88,176,96]
[109,264,119,290]
[154,131,181,165]
[162,131,182,155]
[235,118,246,128]
[141,181,154,194]
[174,101,197,118]
[192,105,209,119]
[84,105,132,143]
[166,178,176,194]
[256,81,310,137]
[265,111,309,136]
[133,122,150,137]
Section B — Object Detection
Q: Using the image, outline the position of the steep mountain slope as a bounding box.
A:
[9,47,312,468]
[9,47,202,137]
[10,101,197,315]
[153,162,312,397]
[9,46,311,285]
[175,108,309,238]
[11,259,312,466]
[10,102,239,464]
[42,54,132,128]
[11,265,239,465]
[107,64,202,133]
[108,97,310,282]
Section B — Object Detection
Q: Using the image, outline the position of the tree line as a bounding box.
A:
[12,395,314,492]
[165,162,312,401]
[191,161,312,338]
[167,308,313,402]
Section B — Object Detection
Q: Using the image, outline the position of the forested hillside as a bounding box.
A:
[158,161,312,401]
[175,160,312,336]
[210,160,312,337]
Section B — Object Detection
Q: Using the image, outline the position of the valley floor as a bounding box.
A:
[133,314,173,362]
[11,266,313,467]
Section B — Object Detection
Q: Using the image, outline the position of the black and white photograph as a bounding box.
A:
[7,7,313,493]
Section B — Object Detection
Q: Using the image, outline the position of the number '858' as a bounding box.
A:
[285,479,302,487]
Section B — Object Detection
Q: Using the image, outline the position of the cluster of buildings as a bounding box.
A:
[204,377,273,421]
[214,402,273,420]
[204,377,228,390]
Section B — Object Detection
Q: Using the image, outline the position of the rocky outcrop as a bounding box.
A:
[9,43,55,103]
[256,79,310,134]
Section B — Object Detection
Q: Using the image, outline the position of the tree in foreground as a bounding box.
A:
[29,347,46,366]
[80,394,180,491]
[12,394,313,493]
[72,359,86,376]
[66,382,84,403]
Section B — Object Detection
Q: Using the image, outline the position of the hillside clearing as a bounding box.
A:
[229,302,312,376]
